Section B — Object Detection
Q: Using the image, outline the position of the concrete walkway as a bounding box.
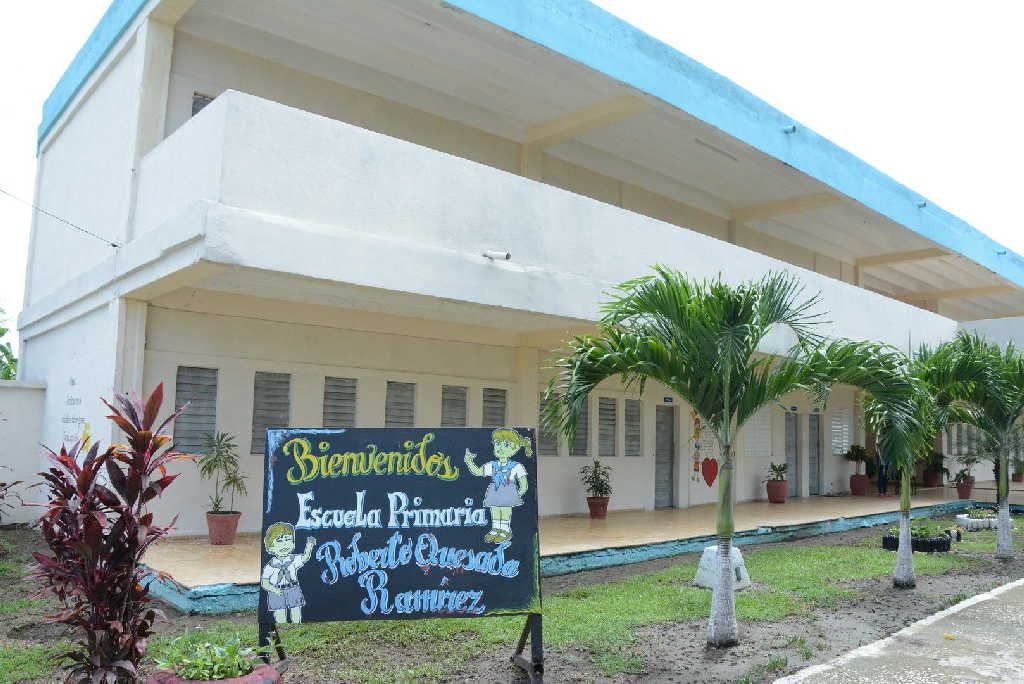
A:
[145,489,954,586]
[778,578,1024,683]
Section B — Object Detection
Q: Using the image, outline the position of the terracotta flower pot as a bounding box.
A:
[766,479,788,504]
[923,469,942,488]
[849,473,869,496]
[206,511,242,545]
[1013,473,1023,483]
[956,482,974,500]
[586,496,609,519]
[147,664,281,684]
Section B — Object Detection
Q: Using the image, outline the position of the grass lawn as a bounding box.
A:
[0,519,1017,683]
[147,535,975,682]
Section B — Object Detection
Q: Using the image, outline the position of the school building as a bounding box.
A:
[4,0,1024,534]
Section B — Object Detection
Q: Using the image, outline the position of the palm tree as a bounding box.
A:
[947,332,1024,559]
[865,341,978,587]
[544,267,915,646]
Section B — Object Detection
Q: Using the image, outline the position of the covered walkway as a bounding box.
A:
[146,488,952,589]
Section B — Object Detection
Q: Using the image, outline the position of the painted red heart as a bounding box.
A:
[701,457,719,487]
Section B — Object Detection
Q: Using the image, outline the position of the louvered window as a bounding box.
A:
[323,377,357,428]
[598,397,617,457]
[569,397,590,456]
[538,393,559,456]
[831,407,851,455]
[192,92,214,116]
[441,385,468,427]
[173,366,217,454]
[624,399,642,457]
[251,372,290,454]
[385,381,415,427]
[482,388,507,427]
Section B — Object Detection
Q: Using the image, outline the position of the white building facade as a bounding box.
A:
[10,0,1024,532]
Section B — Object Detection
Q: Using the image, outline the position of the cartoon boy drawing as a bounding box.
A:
[261,522,316,624]
[464,428,532,543]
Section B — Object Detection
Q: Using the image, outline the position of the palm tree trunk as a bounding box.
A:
[893,468,915,588]
[997,446,1014,560]
[708,446,738,647]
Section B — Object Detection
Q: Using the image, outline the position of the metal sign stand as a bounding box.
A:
[259,621,287,665]
[511,613,544,682]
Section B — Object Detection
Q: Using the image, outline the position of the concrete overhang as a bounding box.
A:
[37,0,1024,322]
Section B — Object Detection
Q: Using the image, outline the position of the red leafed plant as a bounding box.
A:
[32,384,189,683]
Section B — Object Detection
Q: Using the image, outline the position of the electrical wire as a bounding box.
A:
[0,186,119,248]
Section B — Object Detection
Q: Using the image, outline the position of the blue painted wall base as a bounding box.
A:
[146,499,1017,614]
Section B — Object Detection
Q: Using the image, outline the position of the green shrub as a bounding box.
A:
[154,636,258,680]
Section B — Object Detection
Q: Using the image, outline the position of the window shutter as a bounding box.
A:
[441,385,468,427]
[251,372,290,454]
[598,397,617,457]
[569,397,590,456]
[538,393,559,456]
[624,399,642,457]
[831,408,851,455]
[323,377,357,428]
[482,388,507,427]
[385,381,415,427]
[173,366,217,454]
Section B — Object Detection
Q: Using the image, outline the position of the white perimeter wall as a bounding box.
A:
[17,305,121,466]
[141,299,861,536]
[0,382,45,524]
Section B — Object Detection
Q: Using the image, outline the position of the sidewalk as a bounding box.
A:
[778,578,1024,683]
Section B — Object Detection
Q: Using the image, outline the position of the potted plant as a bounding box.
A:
[845,445,870,495]
[149,636,280,683]
[765,462,788,504]
[950,467,974,500]
[579,459,612,518]
[956,506,997,531]
[881,522,952,553]
[921,450,947,488]
[198,432,248,545]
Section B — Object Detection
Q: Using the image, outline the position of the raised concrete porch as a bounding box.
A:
[144,488,972,613]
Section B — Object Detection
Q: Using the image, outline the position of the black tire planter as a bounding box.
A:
[881,534,952,553]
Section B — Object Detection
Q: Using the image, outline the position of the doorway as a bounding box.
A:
[808,413,822,496]
[785,412,801,497]
[655,405,676,508]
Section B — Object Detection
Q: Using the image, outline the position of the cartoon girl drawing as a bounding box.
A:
[261,522,316,624]
[464,428,533,543]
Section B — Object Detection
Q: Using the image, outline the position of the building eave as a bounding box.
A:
[446,0,1024,290]
[37,0,1024,296]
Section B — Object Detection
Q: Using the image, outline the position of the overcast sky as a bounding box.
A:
[1,1,1021,355]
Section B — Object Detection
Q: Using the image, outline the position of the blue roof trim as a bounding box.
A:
[37,0,148,149]
[447,0,1024,289]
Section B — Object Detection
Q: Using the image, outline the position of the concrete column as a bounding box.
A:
[359,377,387,428]
[290,370,323,428]
[218,364,254,455]
[417,379,443,427]
[513,347,540,428]
[111,297,147,399]
[123,18,175,241]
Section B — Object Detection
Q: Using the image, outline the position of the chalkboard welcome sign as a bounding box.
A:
[259,427,543,676]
